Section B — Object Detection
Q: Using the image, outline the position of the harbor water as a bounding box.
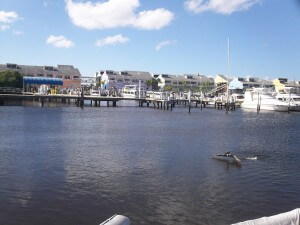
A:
[0,104,299,225]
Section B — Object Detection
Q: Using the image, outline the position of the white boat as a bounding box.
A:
[241,88,290,112]
[275,93,300,111]
[100,215,130,225]
[121,85,144,99]
[232,208,300,225]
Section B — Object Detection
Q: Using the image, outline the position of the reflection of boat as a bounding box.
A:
[100,215,130,225]
[232,208,300,225]
[241,88,289,112]
[212,152,241,164]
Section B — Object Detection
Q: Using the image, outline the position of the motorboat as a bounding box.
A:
[275,93,300,111]
[241,88,290,112]
[121,85,145,98]
[232,208,300,225]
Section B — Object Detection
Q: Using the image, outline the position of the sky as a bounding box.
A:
[0,0,300,80]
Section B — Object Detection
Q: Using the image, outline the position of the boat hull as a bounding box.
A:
[241,103,289,112]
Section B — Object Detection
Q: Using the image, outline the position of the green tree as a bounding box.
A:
[146,78,161,91]
[164,85,172,91]
[199,81,212,93]
[0,71,23,88]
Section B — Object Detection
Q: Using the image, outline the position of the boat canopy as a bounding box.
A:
[232,208,300,225]
[23,76,63,85]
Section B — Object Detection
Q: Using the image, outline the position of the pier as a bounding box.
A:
[0,93,236,113]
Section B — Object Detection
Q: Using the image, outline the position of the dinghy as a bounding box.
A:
[232,208,300,225]
[100,215,130,225]
[212,152,241,164]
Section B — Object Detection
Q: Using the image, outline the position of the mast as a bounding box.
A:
[226,36,230,113]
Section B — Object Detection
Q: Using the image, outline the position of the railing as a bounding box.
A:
[206,84,227,95]
[0,87,24,94]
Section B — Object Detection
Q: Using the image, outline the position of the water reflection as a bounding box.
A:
[0,106,299,225]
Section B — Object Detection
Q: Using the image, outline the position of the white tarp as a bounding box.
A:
[232,208,300,225]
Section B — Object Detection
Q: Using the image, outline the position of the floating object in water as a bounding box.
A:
[232,208,300,225]
[100,215,130,225]
[246,157,258,160]
[212,152,241,164]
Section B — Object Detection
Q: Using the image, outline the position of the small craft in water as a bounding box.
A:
[100,215,130,225]
[212,152,241,164]
[232,208,300,225]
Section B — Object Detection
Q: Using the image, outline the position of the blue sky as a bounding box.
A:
[0,0,300,80]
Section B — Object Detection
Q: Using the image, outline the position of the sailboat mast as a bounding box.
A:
[227,36,230,105]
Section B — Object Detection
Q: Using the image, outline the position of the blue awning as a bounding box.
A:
[23,76,63,85]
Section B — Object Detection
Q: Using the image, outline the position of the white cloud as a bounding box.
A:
[65,0,174,30]
[46,35,75,48]
[13,30,24,35]
[0,11,19,23]
[184,0,260,15]
[155,40,177,51]
[0,24,10,31]
[96,34,129,47]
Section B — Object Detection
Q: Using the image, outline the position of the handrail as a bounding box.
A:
[0,87,24,93]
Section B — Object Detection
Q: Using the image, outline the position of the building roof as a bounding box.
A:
[0,63,81,77]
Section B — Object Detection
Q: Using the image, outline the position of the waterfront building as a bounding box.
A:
[157,74,214,92]
[0,63,81,89]
[95,70,152,93]
[273,78,300,93]
[229,77,273,90]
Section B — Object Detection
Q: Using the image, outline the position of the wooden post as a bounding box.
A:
[113,101,117,107]
[41,98,44,107]
[107,101,109,107]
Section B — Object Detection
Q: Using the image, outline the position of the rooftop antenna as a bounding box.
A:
[226,36,230,114]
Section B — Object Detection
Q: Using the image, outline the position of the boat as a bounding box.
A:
[232,208,300,225]
[241,88,290,112]
[121,85,144,99]
[212,152,241,164]
[274,92,300,111]
[100,215,130,225]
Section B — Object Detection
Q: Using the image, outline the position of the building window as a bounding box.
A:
[109,78,115,81]
[117,79,123,82]
[46,74,53,77]
[37,74,44,77]
[57,75,63,78]
[65,76,70,79]
[173,82,177,84]
[191,82,197,85]
[165,81,171,84]
[125,79,130,82]
[178,82,183,85]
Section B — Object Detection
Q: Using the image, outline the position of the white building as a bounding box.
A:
[157,74,214,92]
[95,70,152,92]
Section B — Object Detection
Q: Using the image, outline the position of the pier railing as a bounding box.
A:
[0,87,24,94]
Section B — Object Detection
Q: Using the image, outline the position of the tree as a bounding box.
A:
[164,85,172,91]
[0,71,23,88]
[199,81,212,93]
[146,78,161,91]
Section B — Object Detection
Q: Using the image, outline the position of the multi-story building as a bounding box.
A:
[95,70,152,92]
[0,63,81,89]
[157,74,214,92]
[229,77,273,90]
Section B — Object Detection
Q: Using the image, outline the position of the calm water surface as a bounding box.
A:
[0,104,299,225]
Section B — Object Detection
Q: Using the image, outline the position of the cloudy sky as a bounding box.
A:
[0,0,300,79]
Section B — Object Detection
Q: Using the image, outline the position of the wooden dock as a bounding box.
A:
[0,93,235,113]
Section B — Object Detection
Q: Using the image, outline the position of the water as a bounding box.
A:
[0,104,299,225]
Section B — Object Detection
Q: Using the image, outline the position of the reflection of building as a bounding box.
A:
[0,63,81,89]
[95,70,152,92]
[157,74,214,92]
[229,77,273,90]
